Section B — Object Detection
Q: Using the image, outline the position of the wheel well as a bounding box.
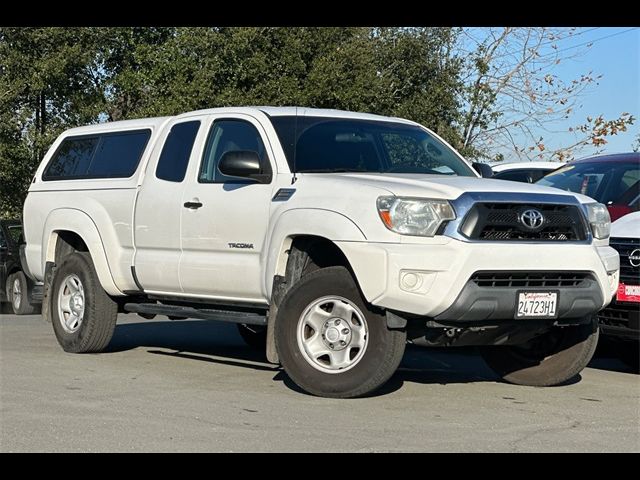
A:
[54,231,88,264]
[272,235,353,306]
[290,235,351,273]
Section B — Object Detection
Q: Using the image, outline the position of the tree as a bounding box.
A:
[457,27,635,162]
[0,27,105,216]
[99,27,463,137]
[1,27,465,216]
[307,27,463,138]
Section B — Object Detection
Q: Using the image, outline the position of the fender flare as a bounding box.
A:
[42,208,121,296]
[263,208,366,299]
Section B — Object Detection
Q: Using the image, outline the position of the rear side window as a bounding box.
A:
[88,132,150,177]
[43,137,98,179]
[156,121,201,182]
[43,130,150,181]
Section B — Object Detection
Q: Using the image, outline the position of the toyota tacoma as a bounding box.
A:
[22,107,619,397]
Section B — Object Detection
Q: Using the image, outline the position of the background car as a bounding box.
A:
[490,161,560,183]
[597,212,640,372]
[0,220,41,315]
[536,152,640,221]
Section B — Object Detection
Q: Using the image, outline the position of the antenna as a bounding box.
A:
[292,106,298,185]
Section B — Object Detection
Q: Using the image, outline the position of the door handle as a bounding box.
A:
[183,201,203,210]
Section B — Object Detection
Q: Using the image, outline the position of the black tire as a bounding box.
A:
[237,324,267,350]
[50,252,118,353]
[481,316,599,386]
[275,266,406,398]
[7,271,38,315]
[618,343,640,373]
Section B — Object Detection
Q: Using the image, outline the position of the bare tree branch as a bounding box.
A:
[456,27,634,162]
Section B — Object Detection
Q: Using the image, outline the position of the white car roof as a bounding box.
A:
[61,117,171,136]
[60,107,420,137]
[490,161,563,173]
[611,212,640,239]
[178,106,417,125]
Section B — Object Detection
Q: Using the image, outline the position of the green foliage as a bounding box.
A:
[1,27,464,217]
[0,27,106,216]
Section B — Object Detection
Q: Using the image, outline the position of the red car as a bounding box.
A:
[536,152,640,222]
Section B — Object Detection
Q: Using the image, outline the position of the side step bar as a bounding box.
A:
[124,303,267,326]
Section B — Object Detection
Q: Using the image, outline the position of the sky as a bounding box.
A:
[465,27,639,161]
[551,27,639,155]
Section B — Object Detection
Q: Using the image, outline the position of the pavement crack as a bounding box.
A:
[510,420,582,452]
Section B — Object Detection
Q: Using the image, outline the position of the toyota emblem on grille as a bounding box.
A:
[519,209,545,230]
[629,249,640,268]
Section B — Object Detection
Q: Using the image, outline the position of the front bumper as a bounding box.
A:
[434,274,602,322]
[337,238,619,318]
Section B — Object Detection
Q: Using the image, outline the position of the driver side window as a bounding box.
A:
[199,119,269,183]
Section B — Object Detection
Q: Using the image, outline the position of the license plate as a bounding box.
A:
[617,283,640,303]
[516,291,558,318]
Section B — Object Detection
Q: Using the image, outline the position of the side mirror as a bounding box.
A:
[472,162,494,178]
[218,150,272,184]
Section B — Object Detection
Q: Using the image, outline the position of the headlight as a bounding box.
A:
[587,203,611,239]
[377,196,455,236]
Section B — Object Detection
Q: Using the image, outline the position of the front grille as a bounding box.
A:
[460,203,588,241]
[609,237,640,285]
[471,271,591,288]
[598,301,640,330]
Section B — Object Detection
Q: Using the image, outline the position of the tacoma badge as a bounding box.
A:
[228,243,254,249]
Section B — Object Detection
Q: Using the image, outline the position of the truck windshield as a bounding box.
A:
[270,116,475,176]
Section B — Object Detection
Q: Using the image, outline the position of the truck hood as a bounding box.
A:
[300,173,593,203]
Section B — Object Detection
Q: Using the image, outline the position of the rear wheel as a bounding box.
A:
[275,266,406,398]
[481,316,599,386]
[8,272,38,315]
[50,252,118,353]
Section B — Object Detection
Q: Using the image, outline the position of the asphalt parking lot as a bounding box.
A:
[1,313,639,452]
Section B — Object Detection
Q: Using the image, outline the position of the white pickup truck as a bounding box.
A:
[22,107,619,398]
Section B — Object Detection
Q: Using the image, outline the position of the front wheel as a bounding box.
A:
[50,252,118,353]
[275,266,406,398]
[481,316,599,386]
